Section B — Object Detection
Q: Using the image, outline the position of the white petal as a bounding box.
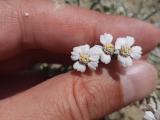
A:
[144,111,156,120]
[118,55,133,67]
[115,36,135,49]
[88,61,98,70]
[100,53,111,64]
[131,46,142,53]
[89,45,103,55]
[130,53,141,60]
[71,52,80,61]
[90,55,100,62]
[115,37,126,49]
[73,46,82,53]
[73,61,86,72]
[130,46,142,59]
[71,55,79,61]
[100,33,113,45]
[80,44,90,54]
[125,36,135,47]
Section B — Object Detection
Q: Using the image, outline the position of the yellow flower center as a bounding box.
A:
[79,54,90,64]
[103,43,115,55]
[120,46,132,57]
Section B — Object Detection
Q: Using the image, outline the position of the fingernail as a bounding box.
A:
[121,61,157,104]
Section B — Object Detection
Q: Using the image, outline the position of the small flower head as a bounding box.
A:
[71,44,99,72]
[120,45,132,57]
[103,43,115,55]
[100,33,115,55]
[79,54,90,64]
[96,33,114,64]
[115,36,142,67]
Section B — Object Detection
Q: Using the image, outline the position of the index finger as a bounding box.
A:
[0,0,160,61]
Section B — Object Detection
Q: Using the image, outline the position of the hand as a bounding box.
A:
[0,0,160,120]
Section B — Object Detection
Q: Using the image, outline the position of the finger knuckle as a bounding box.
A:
[71,76,107,119]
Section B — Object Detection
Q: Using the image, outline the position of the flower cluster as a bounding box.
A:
[71,33,142,72]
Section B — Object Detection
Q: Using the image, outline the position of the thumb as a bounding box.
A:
[0,61,157,120]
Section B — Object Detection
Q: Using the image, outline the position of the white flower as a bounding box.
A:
[95,33,114,64]
[71,44,100,72]
[144,111,156,120]
[115,36,142,67]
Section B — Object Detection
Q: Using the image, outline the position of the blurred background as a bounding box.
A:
[37,0,160,120]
